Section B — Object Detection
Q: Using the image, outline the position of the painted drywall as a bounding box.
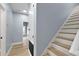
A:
[1,3,14,52]
[36,3,77,56]
[2,3,29,52]
[6,10,13,52]
[12,13,29,43]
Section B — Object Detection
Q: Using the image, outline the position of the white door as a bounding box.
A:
[0,4,6,56]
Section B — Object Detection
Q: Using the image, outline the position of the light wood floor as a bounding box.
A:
[0,51,1,56]
[8,43,30,56]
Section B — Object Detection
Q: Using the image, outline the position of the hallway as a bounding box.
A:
[8,43,30,56]
[0,3,35,56]
[1,3,79,56]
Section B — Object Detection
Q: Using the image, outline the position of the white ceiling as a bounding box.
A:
[9,3,31,15]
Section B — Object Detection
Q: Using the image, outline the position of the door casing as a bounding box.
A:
[0,4,6,56]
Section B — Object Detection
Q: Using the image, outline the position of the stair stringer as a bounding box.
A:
[69,30,79,56]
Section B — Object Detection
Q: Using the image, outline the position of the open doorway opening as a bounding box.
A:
[22,21,34,56]
[23,22,29,48]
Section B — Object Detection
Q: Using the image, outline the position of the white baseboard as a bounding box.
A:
[28,49,32,56]
[12,42,32,56]
[6,45,13,56]
[12,42,23,46]
[6,42,23,56]
[6,41,31,56]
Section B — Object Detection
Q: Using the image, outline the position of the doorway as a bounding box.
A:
[23,22,29,50]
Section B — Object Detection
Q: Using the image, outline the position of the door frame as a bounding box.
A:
[0,4,6,56]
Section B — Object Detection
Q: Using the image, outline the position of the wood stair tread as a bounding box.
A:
[70,12,79,17]
[60,29,78,34]
[56,33,75,41]
[43,53,50,56]
[70,14,79,17]
[0,51,1,56]
[63,25,79,28]
[55,38,72,45]
[61,28,79,32]
[68,17,79,21]
[53,41,71,49]
[64,23,79,26]
[62,27,79,29]
[48,43,72,56]
[65,21,79,25]
[67,20,79,23]
[59,32,76,35]
[68,17,79,20]
[70,15,79,18]
[47,49,56,56]
[71,12,79,17]
[48,47,67,56]
[63,27,79,29]
[69,16,79,19]
[56,36,74,41]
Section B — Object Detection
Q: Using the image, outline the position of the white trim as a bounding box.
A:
[69,30,79,55]
[41,6,77,56]
[28,49,32,56]
[0,3,6,56]
[33,3,37,56]
[69,6,79,56]
[6,45,12,56]
[12,42,32,56]
[12,42,23,46]
[6,42,31,56]
[6,42,23,56]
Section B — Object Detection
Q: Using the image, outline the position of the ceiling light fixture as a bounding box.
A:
[29,11,33,14]
[23,10,27,13]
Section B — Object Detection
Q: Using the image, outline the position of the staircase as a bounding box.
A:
[42,6,79,56]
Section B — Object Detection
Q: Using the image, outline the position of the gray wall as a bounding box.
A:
[12,13,23,43]
[6,11,13,52]
[2,3,29,53]
[4,4,14,52]
[36,3,77,56]
[12,13,29,43]
[6,11,28,52]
